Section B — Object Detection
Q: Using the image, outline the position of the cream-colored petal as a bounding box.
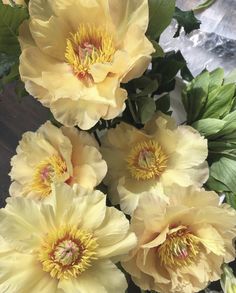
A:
[142,226,169,250]
[9,131,59,185]
[108,0,149,36]
[168,125,208,169]
[29,16,70,60]
[121,25,154,83]
[9,181,24,197]
[122,55,151,83]
[51,98,108,130]
[160,169,201,187]
[95,207,137,260]
[58,260,127,293]
[38,121,73,175]
[61,127,98,150]
[29,0,55,21]
[101,122,148,151]
[60,0,111,33]
[18,20,35,50]
[194,224,226,256]
[46,184,107,231]
[0,197,48,252]
[165,185,219,209]
[70,165,97,189]
[103,88,127,120]
[89,50,130,83]
[118,177,168,215]
[61,126,107,186]
[24,80,51,106]
[144,112,177,134]
[0,240,58,293]
[79,148,107,185]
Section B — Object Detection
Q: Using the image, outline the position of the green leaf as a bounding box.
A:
[206,175,230,193]
[151,40,164,58]
[131,79,159,99]
[208,142,236,159]
[210,157,236,193]
[218,111,236,137]
[1,62,19,83]
[225,192,236,210]
[224,69,236,85]
[180,65,194,82]
[183,71,210,123]
[192,118,226,137]
[209,68,224,92]
[137,96,156,124]
[0,52,17,77]
[0,62,19,92]
[155,94,170,113]
[153,51,186,84]
[173,7,201,38]
[193,0,216,13]
[202,83,235,119]
[0,1,28,55]
[147,0,175,40]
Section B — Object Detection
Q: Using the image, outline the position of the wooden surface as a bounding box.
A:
[0,84,50,207]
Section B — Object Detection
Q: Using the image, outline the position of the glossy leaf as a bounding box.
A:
[147,0,175,40]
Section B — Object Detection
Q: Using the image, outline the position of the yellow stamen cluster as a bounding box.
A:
[65,24,116,80]
[158,226,200,268]
[25,155,67,198]
[38,225,98,280]
[126,140,168,181]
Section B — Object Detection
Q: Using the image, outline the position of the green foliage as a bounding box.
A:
[137,96,156,124]
[0,1,28,93]
[120,50,187,127]
[151,50,188,93]
[185,69,236,207]
[183,69,236,124]
[225,193,236,210]
[147,0,175,40]
[151,40,164,58]
[193,0,216,13]
[156,94,170,114]
[173,7,201,38]
[0,53,17,77]
[0,1,28,54]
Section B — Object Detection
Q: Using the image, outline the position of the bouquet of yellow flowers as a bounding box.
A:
[0,0,236,292]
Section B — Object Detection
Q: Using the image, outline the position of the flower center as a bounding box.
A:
[126,140,168,180]
[65,24,115,81]
[38,226,98,280]
[26,155,68,198]
[157,226,200,268]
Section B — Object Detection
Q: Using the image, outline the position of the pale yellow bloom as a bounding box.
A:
[101,112,209,214]
[122,185,236,293]
[19,0,154,130]
[9,121,107,199]
[0,183,137,293]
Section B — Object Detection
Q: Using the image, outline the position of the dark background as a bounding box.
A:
[0,85,50,206]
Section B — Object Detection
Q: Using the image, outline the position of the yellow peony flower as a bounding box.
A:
[0,183,137,293]
[101,112,209,214]
[19,0,154,130]
[9,121,107,199]
[122,185,236,293]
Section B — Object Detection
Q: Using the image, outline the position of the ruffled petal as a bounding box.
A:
[58,260,127,293]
